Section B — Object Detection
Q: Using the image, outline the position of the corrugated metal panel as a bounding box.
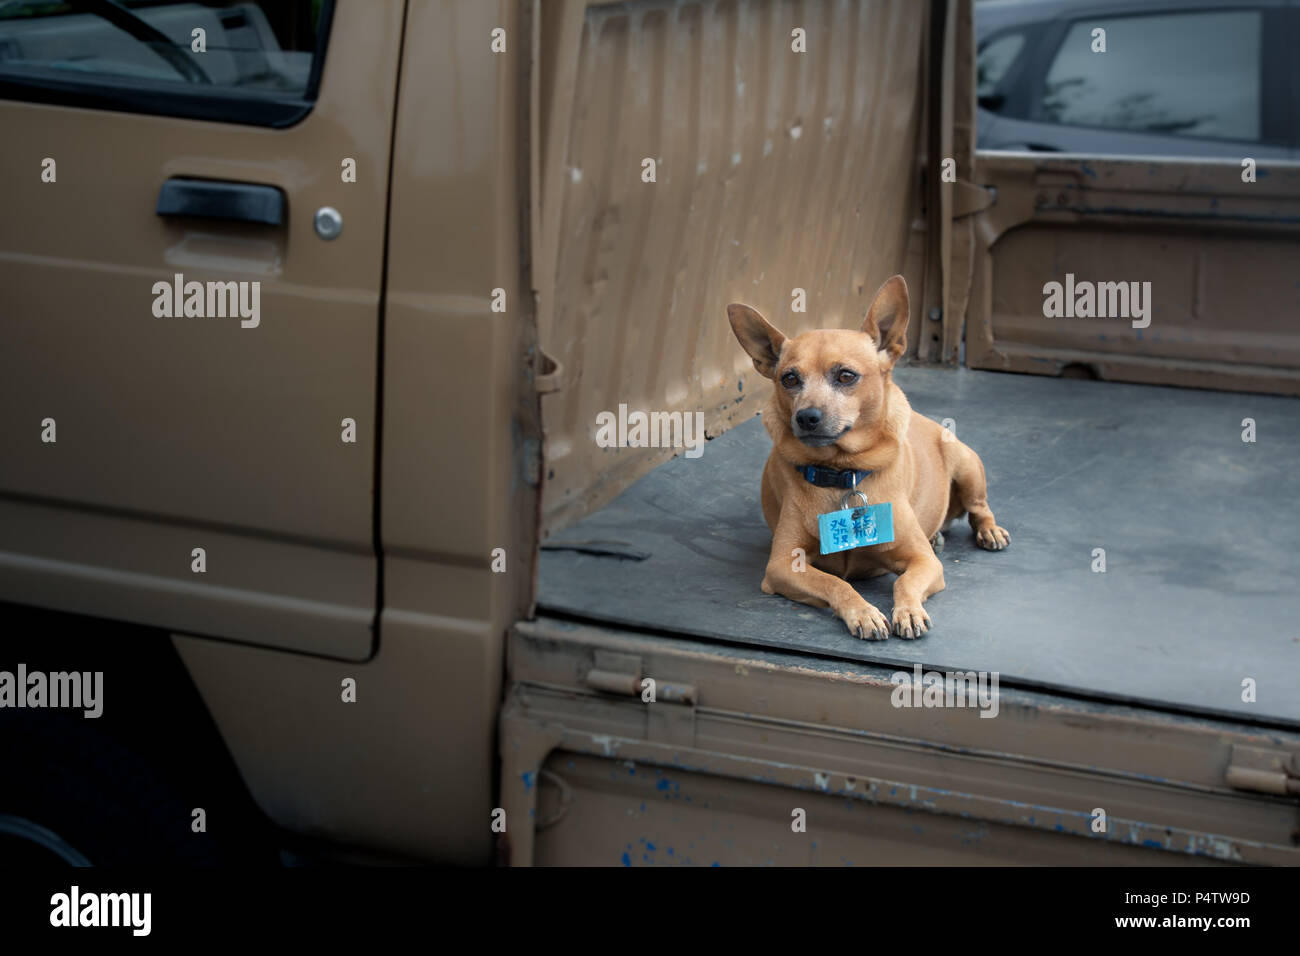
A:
[538,0,929,533]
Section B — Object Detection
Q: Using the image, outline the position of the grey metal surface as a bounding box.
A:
[538,367,1300,726]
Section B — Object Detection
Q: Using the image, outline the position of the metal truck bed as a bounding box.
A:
[538,367,1300,727]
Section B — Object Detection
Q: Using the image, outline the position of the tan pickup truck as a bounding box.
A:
[1,0,1297,866]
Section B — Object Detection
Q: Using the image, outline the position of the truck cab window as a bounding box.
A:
[0,0,332,125]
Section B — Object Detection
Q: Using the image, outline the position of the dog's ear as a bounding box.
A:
[727,304,787,379]
[861,275,910,367]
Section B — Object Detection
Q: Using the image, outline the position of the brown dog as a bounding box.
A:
[727,275,1009,640]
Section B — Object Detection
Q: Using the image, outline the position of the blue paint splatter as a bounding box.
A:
[521,771,535,792]
[621,852,631,866]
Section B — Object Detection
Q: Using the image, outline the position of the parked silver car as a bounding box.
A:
[976,0,1296,159]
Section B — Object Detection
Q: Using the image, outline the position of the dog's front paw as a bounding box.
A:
[975,525,1010,551]
[891,604,931,640]
[840,600,890,641]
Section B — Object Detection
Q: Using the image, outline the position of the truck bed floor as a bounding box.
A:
[538,368,1300,726]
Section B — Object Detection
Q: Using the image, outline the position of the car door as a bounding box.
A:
[0,0,404,659]
[977,1,1291,161]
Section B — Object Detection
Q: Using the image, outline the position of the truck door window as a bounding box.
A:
[1041,10,1264,143]
[0,0,333,126]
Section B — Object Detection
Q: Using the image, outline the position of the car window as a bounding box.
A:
[977,31,1025,105]
[0,0,332,125]
[1042,10,1262,142]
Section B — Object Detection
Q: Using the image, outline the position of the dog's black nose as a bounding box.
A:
[796,408,823,430]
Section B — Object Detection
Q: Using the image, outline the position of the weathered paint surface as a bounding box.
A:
[499,620,1300,866]
[962,155,1300,395]
[537,0,929,532]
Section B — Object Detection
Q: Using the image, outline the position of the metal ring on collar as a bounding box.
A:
[840,490,869,510]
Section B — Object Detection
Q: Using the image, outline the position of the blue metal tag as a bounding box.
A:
[818,502,895,555]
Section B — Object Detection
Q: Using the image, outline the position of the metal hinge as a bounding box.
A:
[533,346,565,395]
[583,651,698,704]
[583,651,697,747]
[1224,744,1300,796]
[583,651,644,696]
[952,181,996,220]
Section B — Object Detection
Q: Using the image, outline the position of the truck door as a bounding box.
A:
[0,0,404,659]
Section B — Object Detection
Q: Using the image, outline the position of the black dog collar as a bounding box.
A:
[794,464,871,489]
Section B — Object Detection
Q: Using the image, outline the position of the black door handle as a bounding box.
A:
[156,178,285,226]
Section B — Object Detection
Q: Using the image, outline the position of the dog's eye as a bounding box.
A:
[836,370,859,385]
[780,371,800,389]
